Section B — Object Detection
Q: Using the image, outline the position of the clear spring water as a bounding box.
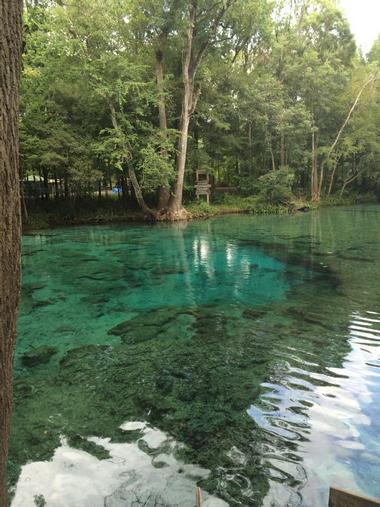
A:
[10,205,380,506]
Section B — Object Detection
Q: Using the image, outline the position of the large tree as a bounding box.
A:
[0,0,23,504]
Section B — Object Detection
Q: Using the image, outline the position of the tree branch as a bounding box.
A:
[190,0,236,77]
[319,73,378,197]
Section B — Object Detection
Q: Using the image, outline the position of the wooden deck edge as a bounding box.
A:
[329,487,380,507]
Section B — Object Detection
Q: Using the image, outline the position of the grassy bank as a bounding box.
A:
[187,196,314,219]
[187,192,378,218]
[23,193,377,232]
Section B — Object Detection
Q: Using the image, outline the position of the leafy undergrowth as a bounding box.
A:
[187,196,312,219]
[320,192,378,207]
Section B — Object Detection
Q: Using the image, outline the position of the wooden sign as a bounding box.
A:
[329,487,380,507]
[195,170,211,204]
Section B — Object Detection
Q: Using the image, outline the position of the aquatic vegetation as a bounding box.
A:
[21,347,57,368]
[10,206,380,506]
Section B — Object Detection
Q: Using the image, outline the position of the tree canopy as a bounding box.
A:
[21,0,380,217]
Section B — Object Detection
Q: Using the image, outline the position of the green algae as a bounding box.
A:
[21,347,57,367]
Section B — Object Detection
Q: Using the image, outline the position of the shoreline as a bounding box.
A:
[22,195,377,234]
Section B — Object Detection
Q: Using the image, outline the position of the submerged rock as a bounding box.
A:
[242,308,266,320]
[32,300,52,309]
[108,307,195,344]
[13,380,35,399]
[152,453,177,468]
[21,346,57,367]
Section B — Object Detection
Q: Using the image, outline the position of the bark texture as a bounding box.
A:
[168,1,197,216]
[0,1,23,504]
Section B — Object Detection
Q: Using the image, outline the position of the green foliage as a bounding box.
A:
[256,168,295,205]
[188,201,214,217]
[321,192,378,207]
[34,495,46,507]
[20,0,380,213]
[221,194,258,210]
[234,176,260,197]
[138,134,177,192]
[186,195,294,219]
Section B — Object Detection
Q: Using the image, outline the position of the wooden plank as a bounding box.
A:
[195,486,202,507]
[329,487,380,507]
[195,184,211,189]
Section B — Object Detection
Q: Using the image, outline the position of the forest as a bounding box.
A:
[21,0,380,223]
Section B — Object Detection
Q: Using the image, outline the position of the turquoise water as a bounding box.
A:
[10,206,380,506]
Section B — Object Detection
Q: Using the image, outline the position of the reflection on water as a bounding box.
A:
[13,421,228,507]
[10,205,380,506]
[253,310,380,507]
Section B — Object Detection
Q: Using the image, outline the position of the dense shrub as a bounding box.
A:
[256,167,295,205]
[234,176,260,197]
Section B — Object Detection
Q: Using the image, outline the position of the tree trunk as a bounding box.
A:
[120,170,128,203]
[128,165,155,217]
[280,132,285,168]
[156,49,167,135]
[340,161,365,196]
[311,128,319,202]
[54,172,59,198]
[321,74,377,199]
[327,157,340,196]
[318,162,324,198]
[64,170,69,199]
[167,0,234,220]
[168,83,192,218]
[155,45,171,210]
[168,2,196,220]
[0,1,23,504]
[38,170,43,198]
[248,121,253,174]
[329,75,377,159]
[42,168,49,200]
[270,147,276,171]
